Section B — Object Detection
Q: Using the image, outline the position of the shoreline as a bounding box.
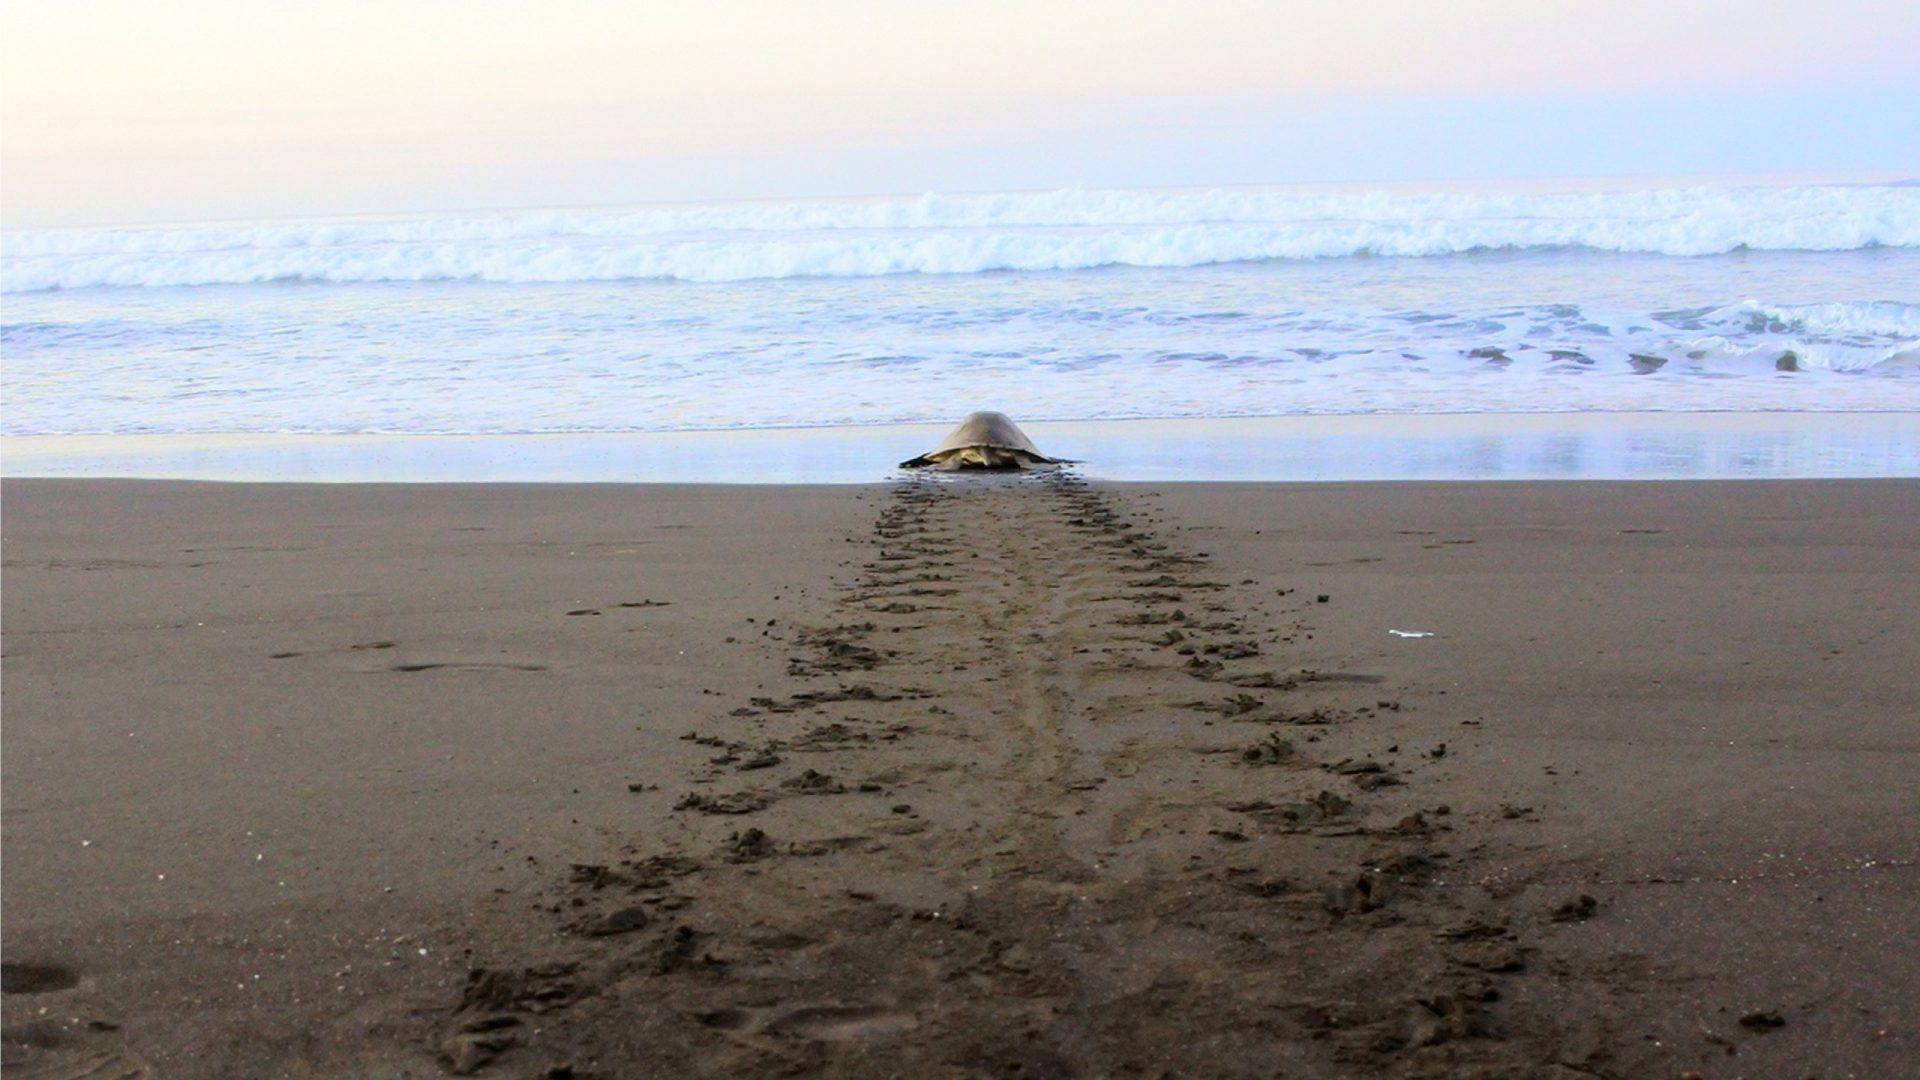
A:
[5,410,1918,484]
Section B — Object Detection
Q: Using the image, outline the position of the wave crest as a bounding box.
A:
[6,183,1919,292]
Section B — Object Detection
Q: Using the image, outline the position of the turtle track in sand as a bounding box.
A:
[442,475,1615,1078]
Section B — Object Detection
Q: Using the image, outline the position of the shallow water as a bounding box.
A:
[4,180,1917,438]
[8,414,1914,484]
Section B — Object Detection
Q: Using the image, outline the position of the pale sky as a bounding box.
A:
[3,0,1916,227]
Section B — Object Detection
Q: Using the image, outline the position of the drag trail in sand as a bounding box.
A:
[8,477,1913,1079]
[443,475,1619,1078]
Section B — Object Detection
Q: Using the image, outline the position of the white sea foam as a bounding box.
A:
[1733,300,1920,341]
[5,182,1916,436]
[5,280,1915,435]
[6,183,1919,292]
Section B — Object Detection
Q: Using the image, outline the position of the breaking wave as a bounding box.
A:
[7,182,1919,292]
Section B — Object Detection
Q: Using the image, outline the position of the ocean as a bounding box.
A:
[3,177,1917,454]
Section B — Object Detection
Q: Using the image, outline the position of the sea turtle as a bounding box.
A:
[898,411,1070,470]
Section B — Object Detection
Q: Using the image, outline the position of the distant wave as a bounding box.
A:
[6,183,1919,292]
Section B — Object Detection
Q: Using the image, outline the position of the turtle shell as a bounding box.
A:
[926,412,1047,457]
[900,412,1064,469]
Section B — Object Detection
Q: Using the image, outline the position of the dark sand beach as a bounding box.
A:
[4,476,1917,1078]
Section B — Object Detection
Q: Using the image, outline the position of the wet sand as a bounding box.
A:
[8,411,1918,484]
[3,477,1916,1078]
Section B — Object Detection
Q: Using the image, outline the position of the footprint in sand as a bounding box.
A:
[383,661,550,674]
[0,1038,152,1080]
[699,1004,918,1042]
[272,640,395,660]
[1,960,79,995]
[567,601,672,616]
